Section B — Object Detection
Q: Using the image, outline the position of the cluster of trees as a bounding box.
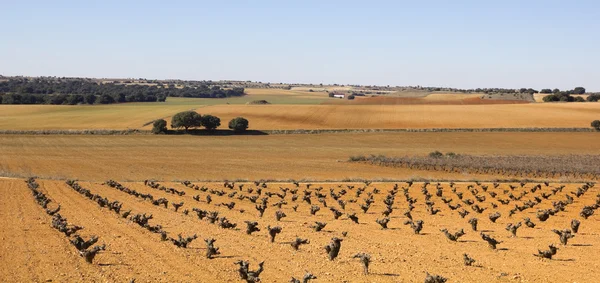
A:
[541,87,590,102]
[152,111,249,134]
[0,78,245,105]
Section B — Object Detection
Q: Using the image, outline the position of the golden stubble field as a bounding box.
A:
[3,179,600,282]
[0,132,599,181]
[0,89,598,130]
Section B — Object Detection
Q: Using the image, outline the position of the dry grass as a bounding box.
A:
[196,103,600,130]
[1,132,599,181]
[350,154,600,180]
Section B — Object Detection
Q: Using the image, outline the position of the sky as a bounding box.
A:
[1,0,599,90]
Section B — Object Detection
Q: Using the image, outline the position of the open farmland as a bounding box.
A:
[5,178,600,282]
[1,132,599,181]
[1,98,599,131]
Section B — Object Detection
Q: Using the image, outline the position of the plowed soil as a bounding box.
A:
[1,132,599,181]
[3,179,600,282]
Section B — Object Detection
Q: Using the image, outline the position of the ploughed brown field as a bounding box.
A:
[5,178,600,282]
[1,132,599,181]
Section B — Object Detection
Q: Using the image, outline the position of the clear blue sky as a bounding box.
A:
[2,0,599,90]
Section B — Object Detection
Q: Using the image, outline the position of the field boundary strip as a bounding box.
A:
[0,127,595,135]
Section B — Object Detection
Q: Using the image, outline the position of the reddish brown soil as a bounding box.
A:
[3,179,600,282]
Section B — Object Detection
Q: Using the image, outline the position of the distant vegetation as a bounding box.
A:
[349,153,600,179]
[247,100,270,105]
[541,87,588,102]
[592,120,600,131]
[152,111,248,134]
[0,78,245,105]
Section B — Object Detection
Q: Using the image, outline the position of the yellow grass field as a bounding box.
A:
[191,103,600,130]
[1,98,599,131]
[1,132,598,181]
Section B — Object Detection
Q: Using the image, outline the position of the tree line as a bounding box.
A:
[152,111,249,134]
[0,78,245,105]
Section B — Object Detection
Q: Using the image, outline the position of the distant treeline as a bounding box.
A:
[0,78,245,105]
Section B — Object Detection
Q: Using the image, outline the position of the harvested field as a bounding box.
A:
[189,103,600,130]
[1,92,599,131]
[4,178,600,282]
[323,94,529,105]
[1,132,599,181]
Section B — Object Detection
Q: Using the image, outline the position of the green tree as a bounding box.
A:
[586,94,600,102]
[84,94,97,104]
[592,120,600,131]
[229,117,249,132]
[171,111,202,131]
[151,119,168,134]
[201,114,221,131]
[573,87,586,94]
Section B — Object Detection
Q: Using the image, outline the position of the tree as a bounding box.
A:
[575,96,585,102]
[540,89,552,94]
[201,115,221,131]
[97,94,115,104]
[573,87,586,95]
[592,120,600,131]
[586,94,600,102]
[151,119,167,134]
[84,94,97,104]
[229,117,249,132]
[171,111,202,131]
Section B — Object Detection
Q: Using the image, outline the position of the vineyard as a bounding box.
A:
[3,178,600,282]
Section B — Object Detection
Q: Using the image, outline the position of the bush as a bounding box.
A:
[246,100,270,105]
[229,117,249,132]
[171,111,202,131]
[201,115,221,131]
[429,151,444,158]
[151,119,167,134]
[592,120,600,131]
[575,96,585,102]
[586,94,600,102]
[347,95,355,100]
[348,155,367,162]
[446,152,459,158]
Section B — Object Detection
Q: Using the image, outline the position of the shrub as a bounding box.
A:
[586,94,600,102]
[592,120,600,131]
[201,115,221,131]
[446,152,458,158]
[575,96,585,102]
[348,155,367,162]
[429,151,444,158]
[247,100,270,105]
[229,117,249,132]
[347,95,355,100]
[151,119,167,134]
[171,111,202,131]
